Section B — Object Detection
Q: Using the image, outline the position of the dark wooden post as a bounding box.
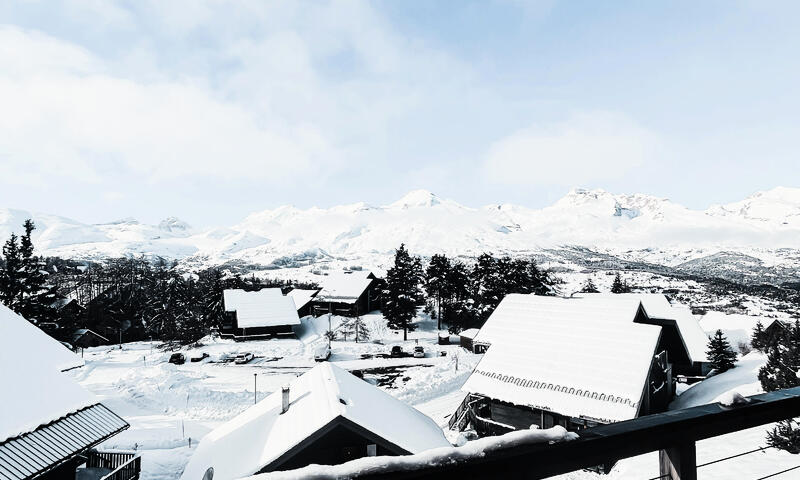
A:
[659,441,697,480]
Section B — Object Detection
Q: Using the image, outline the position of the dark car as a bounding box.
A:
[390,345,403,357]
[168,353,186,365]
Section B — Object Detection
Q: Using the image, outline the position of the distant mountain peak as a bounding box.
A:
[158,216,191,232]
[387,189,443,209]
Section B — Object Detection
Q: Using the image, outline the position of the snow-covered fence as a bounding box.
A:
[252,386,800,480]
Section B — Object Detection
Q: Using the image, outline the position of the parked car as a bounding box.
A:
[413,346,425,358]
[190,353,209,363]
[390,345,404,358]
[168,353,186,365]
[234,352,254,364]
[314,344,331,362]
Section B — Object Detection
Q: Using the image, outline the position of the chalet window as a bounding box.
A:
[367,444,377,457]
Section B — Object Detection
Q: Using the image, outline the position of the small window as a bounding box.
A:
[367,444,377,456]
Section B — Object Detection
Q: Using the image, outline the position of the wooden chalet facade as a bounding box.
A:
[311,272,383,318]
[221,288,301,340]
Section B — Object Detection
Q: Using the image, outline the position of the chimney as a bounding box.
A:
[281,386,290,414]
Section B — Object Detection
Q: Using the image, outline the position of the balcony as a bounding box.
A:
[76,450,141,480]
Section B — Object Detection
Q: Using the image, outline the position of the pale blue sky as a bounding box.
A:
[0,0,798,225]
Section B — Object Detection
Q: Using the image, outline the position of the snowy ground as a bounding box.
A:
[71,301,800,480]
[71,312,478,480]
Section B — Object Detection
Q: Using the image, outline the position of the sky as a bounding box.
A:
[0,0,799,226]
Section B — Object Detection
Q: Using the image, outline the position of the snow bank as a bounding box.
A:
[243,426,577,480]
[670,352,765,410]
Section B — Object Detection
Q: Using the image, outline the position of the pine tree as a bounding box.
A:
[581,278,600,293]
[767,419,800,454]
[383,244,423,341]
[425,254,450,330]
[197,268,225,331]
[751,320,768,352]
[351,315,370,342]
[760,322,800,453]
[611,273,630,294]
[18,220,48,320]
[0,233,23,310]
[707,329,738,373]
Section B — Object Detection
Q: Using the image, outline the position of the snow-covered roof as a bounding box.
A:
[72,328,109,342]
[315,272,374,304]
[181,363,450,480]
[459,328,479,339]
[0,303,83,372]
[223,289,301,328]
[0,305,98,443]
[575,293,709,363]
[464,294,662,423]
[286,288,319,311]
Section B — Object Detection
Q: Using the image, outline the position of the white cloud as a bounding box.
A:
[483,111,660,186]
[0,0,477,191]
[0,25,340,185]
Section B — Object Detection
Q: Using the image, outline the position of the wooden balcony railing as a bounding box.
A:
[85,450,141,480]
[269,386,800,480]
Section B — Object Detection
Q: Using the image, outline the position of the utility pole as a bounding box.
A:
[328,304,332,348]
[253,373,258,405]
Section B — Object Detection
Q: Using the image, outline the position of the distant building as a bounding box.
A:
[460,295,672,436]
[72,328,110,349]
[458,328,483,353]
[765,319,793,346]
[0,303,136,480]
[286,288,320,317]
[180,363,450,479]
[221,289,301,340]
[311,271,383,317]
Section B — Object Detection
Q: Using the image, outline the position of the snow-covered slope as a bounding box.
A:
[2,187,800,267]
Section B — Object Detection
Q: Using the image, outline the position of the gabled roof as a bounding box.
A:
[72,328,110,343]
[286,288,319,312]
[180,363,450,480]
[0,303,83,372]
[223,289,301,328]
[314,272,375,304]
[464,295,662,423]
[575,293,709,363]
[0,404,129,480]
[459,328,480,339]
[0,303,129,479]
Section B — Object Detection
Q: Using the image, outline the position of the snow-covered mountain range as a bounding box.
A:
[2,188,799,271]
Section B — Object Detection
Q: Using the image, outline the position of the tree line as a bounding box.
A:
[382,244,557,339]
[0,220,316,345]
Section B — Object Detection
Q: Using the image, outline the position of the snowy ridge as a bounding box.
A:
[2,187,800,266]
